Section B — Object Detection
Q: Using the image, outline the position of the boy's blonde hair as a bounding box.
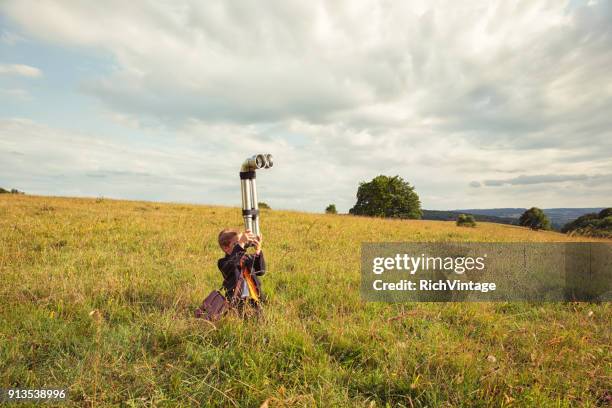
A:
[218,228,239,249]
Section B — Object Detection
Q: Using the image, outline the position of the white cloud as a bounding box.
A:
[2,116,608,211]
[1,88,30,100]
[1,0,611,210]
[0,29,24,45]
[0,118,233,203]
[481,174,611,187]
[0,63,42,78]
[6,0,607,125]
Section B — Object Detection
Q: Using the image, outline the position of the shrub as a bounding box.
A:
[456,214,476,227]
[325,204,337,214]
[258,202,271,209]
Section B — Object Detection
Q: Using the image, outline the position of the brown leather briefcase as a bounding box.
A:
[195,290,229,321]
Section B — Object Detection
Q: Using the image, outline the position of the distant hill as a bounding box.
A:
[422,210,518,226]
[454,208,606,230]
[453,208,526,219]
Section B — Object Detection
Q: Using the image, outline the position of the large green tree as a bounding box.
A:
[519,207,551,230]
[349,175,422,219]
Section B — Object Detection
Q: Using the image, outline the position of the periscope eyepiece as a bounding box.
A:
[239,153,274,236]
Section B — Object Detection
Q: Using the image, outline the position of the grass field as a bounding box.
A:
[0,195,610,407]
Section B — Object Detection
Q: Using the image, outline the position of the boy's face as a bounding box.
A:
[223,235,239,254]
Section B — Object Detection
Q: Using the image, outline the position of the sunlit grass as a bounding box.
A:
[0,195,610,407]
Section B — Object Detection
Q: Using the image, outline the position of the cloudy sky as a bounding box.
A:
[1,0,610,212]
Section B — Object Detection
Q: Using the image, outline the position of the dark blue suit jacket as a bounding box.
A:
[217,244,265,299]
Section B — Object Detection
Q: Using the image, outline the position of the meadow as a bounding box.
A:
[0,195,610,407]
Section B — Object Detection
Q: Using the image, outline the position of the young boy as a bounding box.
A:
[217,228,265,311]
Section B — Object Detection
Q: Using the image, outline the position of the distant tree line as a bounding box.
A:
[328,176,608,238]
[561,208,612,238]
[0,187,24,194]
[516,206,612,237]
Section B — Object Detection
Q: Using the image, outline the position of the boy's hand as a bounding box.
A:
[254,234,263,254]
[238,229,256,247]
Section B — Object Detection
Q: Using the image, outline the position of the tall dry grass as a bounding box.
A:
[0,195,610,407]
